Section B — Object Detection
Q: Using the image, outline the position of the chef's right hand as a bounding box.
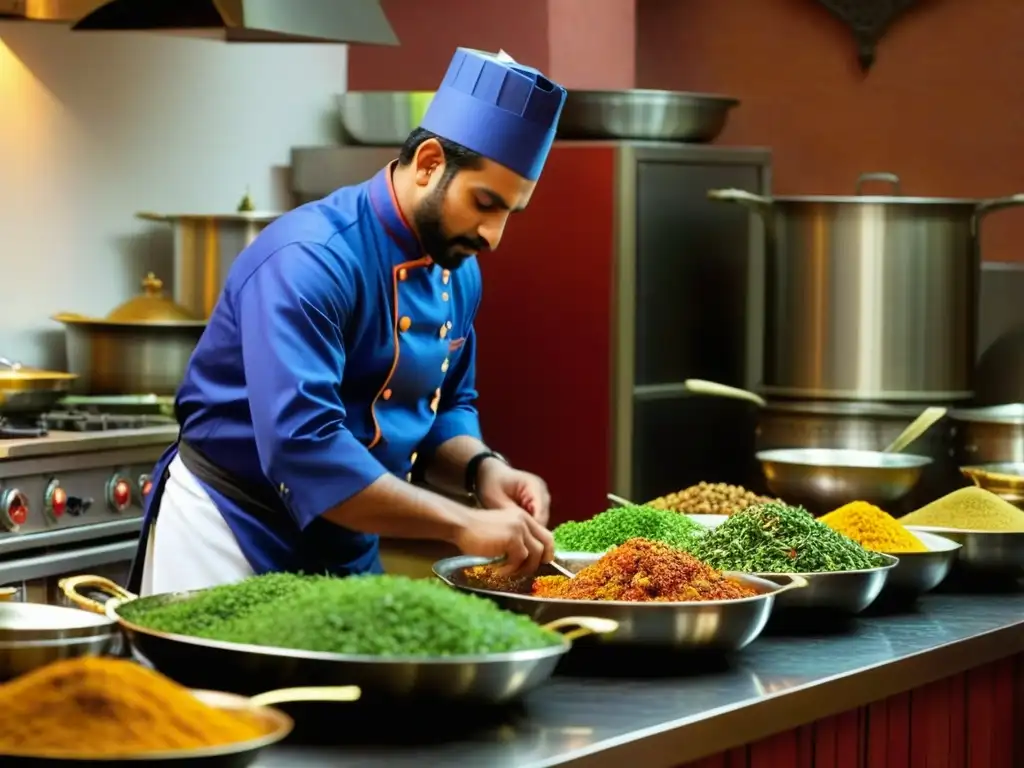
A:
[453,507,555,577]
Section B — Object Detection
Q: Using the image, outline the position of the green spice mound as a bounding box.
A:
[552,505,706,553]
[693,502,886,573]
[120,573,561,657]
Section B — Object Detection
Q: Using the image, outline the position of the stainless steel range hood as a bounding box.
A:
[71,0,399,45]
[0,0,105,22]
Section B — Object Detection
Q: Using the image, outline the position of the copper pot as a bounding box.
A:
[53,273,206,395]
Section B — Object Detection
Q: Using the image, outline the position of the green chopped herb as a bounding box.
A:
[119,574,560,657]
[552,505,706,553]
[692,502,885,573]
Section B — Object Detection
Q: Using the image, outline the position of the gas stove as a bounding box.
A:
[0,400,178,555]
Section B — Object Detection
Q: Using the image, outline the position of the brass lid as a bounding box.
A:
[106,273,199,323]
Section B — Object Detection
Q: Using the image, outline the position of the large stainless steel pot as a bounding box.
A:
[53,273,206,396]
[709,173,1024,402]
[949,404,1024,466]
[337,91,435,145]
[138,205,280,320]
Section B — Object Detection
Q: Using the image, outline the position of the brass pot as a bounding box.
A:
[53,273,206,396]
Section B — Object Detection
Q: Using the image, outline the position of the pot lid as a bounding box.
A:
[949,404,1024,424]
[0,357,77,382]
[106,274,199,323]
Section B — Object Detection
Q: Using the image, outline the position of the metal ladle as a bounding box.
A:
[882,406,948,454]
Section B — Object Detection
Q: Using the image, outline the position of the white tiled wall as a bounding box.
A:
[0,22,347,366]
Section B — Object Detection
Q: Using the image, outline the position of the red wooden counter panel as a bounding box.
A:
[680,655,1020,768]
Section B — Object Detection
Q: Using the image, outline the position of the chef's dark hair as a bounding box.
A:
[398,128,484,181]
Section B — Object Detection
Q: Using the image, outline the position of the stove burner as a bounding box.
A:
[0,418,47,439]
[0,409,176,438]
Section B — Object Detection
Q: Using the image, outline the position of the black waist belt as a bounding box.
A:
[177,439,282,530]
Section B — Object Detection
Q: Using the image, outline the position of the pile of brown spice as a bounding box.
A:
[647,482,779,516]
[531,538,757,602]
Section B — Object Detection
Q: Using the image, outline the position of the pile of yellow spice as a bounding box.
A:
[820,501,927,554]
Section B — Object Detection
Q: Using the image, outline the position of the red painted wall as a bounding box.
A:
[635,0,1024,262]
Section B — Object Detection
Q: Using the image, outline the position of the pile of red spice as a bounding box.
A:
[531,538,757,602]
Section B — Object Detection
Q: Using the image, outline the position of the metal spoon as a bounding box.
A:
[683,379,767,407]
[883,406,947,454]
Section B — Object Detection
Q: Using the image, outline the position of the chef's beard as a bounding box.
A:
[413,183,488,271]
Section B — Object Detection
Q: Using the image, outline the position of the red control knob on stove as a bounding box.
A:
[106,475,132,514]
[138,474,154,499]
[0,489,29,532]
[45,479,67,519]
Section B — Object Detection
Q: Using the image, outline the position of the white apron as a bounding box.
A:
[139,454,254,597]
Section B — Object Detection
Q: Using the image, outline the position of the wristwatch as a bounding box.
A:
[465,451,509,497]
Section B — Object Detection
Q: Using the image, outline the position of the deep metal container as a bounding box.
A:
[709,173,1024,402]
[336,91,435,145]
[949,404,1024,466]
[53,273,206,396]
[137,210,280,320]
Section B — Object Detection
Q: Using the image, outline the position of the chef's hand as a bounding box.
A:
[453,507,555,577]
[476,461,552,527]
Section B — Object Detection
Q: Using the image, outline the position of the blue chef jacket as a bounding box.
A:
[139,164,484,577]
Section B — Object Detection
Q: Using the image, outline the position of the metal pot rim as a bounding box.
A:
[565,88,740,105]
[949,404,1024,424]
[762,400,937,418]
[764,195,981,206]
[136,211,282,223]
[52,313,207,329]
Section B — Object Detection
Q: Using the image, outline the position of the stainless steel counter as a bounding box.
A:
[255,591,1024,767]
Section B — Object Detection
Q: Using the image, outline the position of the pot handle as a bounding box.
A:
[707,188,773,213]
[855,172,901,195]
[974,194,1024,219]
[59,574,138,614]
[542,616,619,642]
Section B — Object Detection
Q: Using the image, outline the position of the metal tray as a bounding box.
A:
[754,554,899,613]
[59,576,611,704]
[556,89,739,142]
[905,526,1024,576]
[433,554,806,652]
[2,689,292,767]
[882,530,961,596]
[0,601,121,681]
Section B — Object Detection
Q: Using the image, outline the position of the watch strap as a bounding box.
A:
[465,451,508,495]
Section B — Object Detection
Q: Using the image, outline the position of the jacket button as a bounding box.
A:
[439,325,448,339]
[399,316,412,332]
[382,388,392,400]
[398,268,408,281]
[442,270,450,285]
[442,291,449,301]
[441,359,449,373]
[410,452,418,465]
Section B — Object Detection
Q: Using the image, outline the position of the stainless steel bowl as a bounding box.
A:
[556,89,739,142]
[905,525,1024,576]
[755,448,931,511]
[882,530,961,596]
[434,554,806,652]
[0,602,120,680]
[755,554,899,613]
[337,91,435,145]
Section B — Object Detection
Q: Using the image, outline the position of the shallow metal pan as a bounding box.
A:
[433,554,806,652]
[0,601,120,680]
[556,89,739,142]
[59,575,612,704]
[3,688,292,767]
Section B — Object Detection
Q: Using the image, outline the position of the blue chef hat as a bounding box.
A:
[419,48,567,181]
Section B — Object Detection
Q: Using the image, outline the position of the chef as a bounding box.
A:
[127,48,568,596]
